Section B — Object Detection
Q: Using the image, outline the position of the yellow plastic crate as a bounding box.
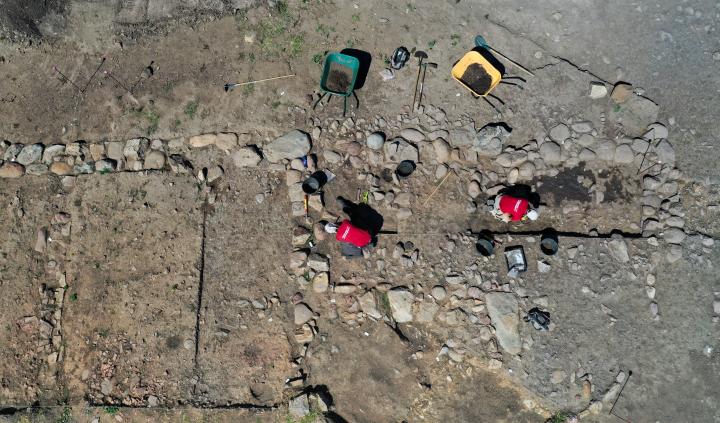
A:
[451,51,502,97]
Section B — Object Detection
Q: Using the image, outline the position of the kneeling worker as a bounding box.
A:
[324,220,372,248]
[490,194,539,222]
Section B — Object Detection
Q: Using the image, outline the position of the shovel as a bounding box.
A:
[475,35,534,77]
[417,62,437,109]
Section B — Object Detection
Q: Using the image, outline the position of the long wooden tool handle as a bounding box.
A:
[423,171,454,207]
[488,47,535,77]
[234,74,295,86]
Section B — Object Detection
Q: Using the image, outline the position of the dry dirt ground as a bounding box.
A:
[1,1,719,423]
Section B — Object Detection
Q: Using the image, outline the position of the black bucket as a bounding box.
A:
[540,232,559,256]
[302,171,329,194]
[476,238,495,257]
[395,160,416,179]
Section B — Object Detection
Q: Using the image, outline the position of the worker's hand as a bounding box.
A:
[501,214,512,223]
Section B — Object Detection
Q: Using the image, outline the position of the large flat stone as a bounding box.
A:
[485,293,521,355]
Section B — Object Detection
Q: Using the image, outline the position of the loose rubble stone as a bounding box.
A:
[147,395,159,407]
[42,145,66,164]
[264,130,311,163]
[206,165,224,183]
[323,150,343,164]
[95,159,116,173]
[614,144,635,164]
[384,137,419,163]
[188,133,217,148]
[539,141,562,164]
[50,162,72,175]
[144,150,165,169]
[507,168,519,184]
[387,288,415,323]
[400,128,425,143]
[655,140,675,165]
[427,130,449,141]
[106,142,124,161]
[3,144,22,161]
[549,124,570,142]
[288,395,310,418]
[366,132,385,150]
[518,161,535,179]
[416,302,439,323]
[615,95,660,136]
[595,140,616,161]
[578,148,597,161]
[610,82,633,103]
[124,138,149,160]
[433,139,451,163]
[289,251,307,269]
[666,245,683,263]
[232,146,263,167]
[307,253,329,272]
[294,303,313,325]
[657,182,678,197]
[577,134,595,147]
[645,123,668,140]
[551,370,566,384]
[589,81,608,99]
[214,133,238,152]
[448,125,475,147]
[16,144,44,165]
[467,286,482,299]
[474,124,510,156]
[663,228,686,244]
[26,164,48,175]
[607,237,630,262]
[101,379,113,395]
[359,292,382,319]
[89,143,105,161]
[0,162,24,178]
[467,181,481,198]
[397,208,413,220]
[571,121,593,134]
[485,293,521,355]
[431,286,446,301]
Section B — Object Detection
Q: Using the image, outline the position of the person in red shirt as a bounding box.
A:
[324,196,383,250]
[491,194,539,222]
[324,220,372,248]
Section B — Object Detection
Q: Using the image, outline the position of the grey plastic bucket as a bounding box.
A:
[395,160,416,179]
[302,171,329,194]
[476,238,494,257]
[540,236,559,255]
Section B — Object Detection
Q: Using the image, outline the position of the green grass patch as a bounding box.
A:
[312,52,326,64]
[271,101,281,109]
[351,14,360,23]
[69,293,77,302]
[56,406,72,423]
[289,33,305,56]
[379,292,391,316]
[104,406,120,415]
[427,39,436,50]
[450,34,461,46]
[316,24,334,38]
[285,411,322,423]
[242,84,255,95]
[546,411,575,423]
[184,100,199,119]
[131,107,160,136]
